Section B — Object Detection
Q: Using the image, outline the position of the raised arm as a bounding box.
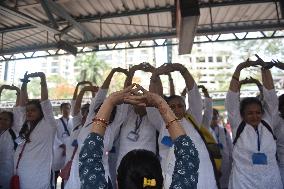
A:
[149,72,163,96]
[72,81,93,100]
[18,72,31,106]
[27,72,48,101]
[124,63,154,88]
[72,86,98,116]
[102,67,128,89]
[199,85,213,129]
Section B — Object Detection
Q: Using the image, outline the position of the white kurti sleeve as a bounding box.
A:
[186,83,203,125]
[41,99,57,128]
[262,87,278,127]
[225,90,242,130]
[202,97,213,129]
[12,106,26,134]
[84,88,108,126]
[72,114,83,131]
[146,107,164,131]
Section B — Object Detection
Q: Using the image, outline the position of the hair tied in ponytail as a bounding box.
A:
[143,177,156,188]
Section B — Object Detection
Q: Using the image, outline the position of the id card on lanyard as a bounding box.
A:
[127,115,143,142]
[252,126,267,165]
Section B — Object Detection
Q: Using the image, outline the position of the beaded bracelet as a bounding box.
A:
[93,117,109,127]
[166,118,179,129]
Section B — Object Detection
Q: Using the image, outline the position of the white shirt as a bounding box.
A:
[110,104,160,170]
[14,100,57,189]
[55,116,73,144]
[210,125,233,189]
[272,113,284,186]
[225,88,282,189]
[149,83,217,189]
[65,88,107,189]
[0,107,23,189]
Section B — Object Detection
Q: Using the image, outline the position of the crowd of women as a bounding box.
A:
[1,56,284,189]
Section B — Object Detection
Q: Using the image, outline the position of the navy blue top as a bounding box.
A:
[79,133,199,189]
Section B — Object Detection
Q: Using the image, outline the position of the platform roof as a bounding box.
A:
[0,0,283,58]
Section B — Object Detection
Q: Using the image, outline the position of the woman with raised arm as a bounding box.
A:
[0,84,21,189]
[225,58,282,189]
[79,84,199,189]
[111,63,163,174]
[63,84,98,189]
[11,72,57,189]
[66,67,128,189]
[149,63,218,189]
[264,60,284,186]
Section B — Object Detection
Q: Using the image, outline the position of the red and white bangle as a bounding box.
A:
[93,117,109,128]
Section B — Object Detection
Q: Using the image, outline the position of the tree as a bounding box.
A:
[74,53,110,85]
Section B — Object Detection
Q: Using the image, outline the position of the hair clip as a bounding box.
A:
[143,177,156,188]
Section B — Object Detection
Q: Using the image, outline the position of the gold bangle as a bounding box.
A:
[166,118,179,129]
[93,117,109,126]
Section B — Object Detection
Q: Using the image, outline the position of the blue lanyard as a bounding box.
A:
[255,127,261,151]
[134,115,143,133]
[216,127,220,143]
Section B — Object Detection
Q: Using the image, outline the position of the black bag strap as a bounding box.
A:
[60,118,70,136]
[187,115,221,189]
[8,128,18,150]
[233,120,276,146]
[260,120,277,140]
[233,121,246,145]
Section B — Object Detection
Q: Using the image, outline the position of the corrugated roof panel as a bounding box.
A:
[110,0,125,12]
[5,31,39,48]
[144,0,155,8]
[133,0,145,10]
[79,0,97,15]
[82,22,101,38]
[0,14,27,27]
[199,8,210,25]
[124,0,136,11]
[102,22,115,37]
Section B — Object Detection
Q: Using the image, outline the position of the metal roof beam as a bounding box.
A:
[199,0,275,8]
[0,6,174,33]
[39,0,59,29]
[44,0,95,41]
[196,22,284,35]
[0,31,176,56]
[0,4,61,34]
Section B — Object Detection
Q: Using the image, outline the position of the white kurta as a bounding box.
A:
[55,116,74,144]
[52,116,74,171]
[0,107,23,189]
[14,100,57,189]
[150,83,217,189]
[65,88,107,189]
[273,114,284,186]
[210,126,233,189]
[225,88,282,189]
[110,104,160,170]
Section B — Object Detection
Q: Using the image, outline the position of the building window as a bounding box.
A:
[216,56,223,62]
[51,62,58,66]
[196,57,205,63]
[208,56,213,62]
[51,68,58,73]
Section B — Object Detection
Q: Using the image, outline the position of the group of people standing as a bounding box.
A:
[0,57,284,189]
